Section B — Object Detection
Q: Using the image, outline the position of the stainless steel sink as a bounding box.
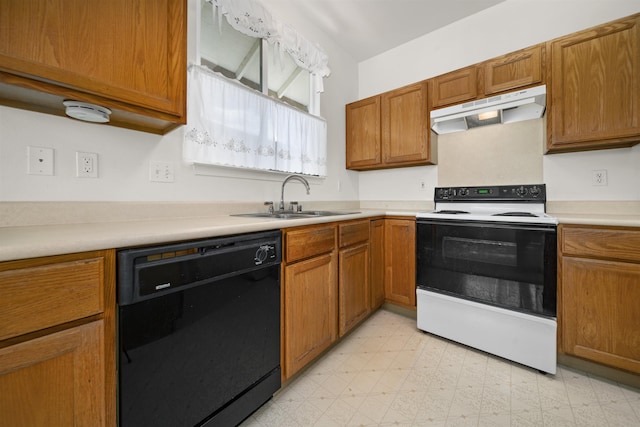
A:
[298,210,360,216]
[231,210,360,219]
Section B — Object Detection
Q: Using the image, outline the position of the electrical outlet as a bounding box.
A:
[27,146,54,175]
[76,152,98,178]
[149,161,175,182]
[592,169,608,186]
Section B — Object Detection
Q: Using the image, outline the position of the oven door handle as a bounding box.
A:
[416,219,557,233]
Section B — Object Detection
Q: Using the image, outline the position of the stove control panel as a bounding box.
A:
[435,184,546,202]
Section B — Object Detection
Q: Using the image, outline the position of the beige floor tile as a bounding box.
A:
[241,309,640,427]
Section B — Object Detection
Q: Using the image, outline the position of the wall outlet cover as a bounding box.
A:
[27,146,54,176]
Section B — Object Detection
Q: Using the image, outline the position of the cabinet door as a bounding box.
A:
[283,253,337,379]
[0,0,186,134]
[381,81,431,166]
[346,96,381,170]
[384,219,416,308]
[339,243,370,337]
[430,67,478,108]
[482,45,543,95]
[562,257,640,374]
[0,321,105,427]
[370,220,385,310]
[547,14,640,152]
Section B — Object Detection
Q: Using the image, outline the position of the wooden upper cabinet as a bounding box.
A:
[0,0,187,134]
[430,66,478,108]
[346,96,381,169]
[546,14,640,153]
[382,81,432,166]
[481,45,544,95]
[346,81,435,170]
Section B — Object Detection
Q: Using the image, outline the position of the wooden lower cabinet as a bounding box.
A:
[0,321,105,427]
[282,217,418,380]
[559,225,640,374]
[384,219,416,308]
[370,219,385,310]
[338,221,370,337]
[282,225,338,380]
[283,252,338,380]
[0,250,115,427]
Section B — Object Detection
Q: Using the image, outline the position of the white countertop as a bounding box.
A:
[1,200,638,263]
[0,210,388,262]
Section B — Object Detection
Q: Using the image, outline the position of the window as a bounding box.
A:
[185,0,330,176]
[200,0,312,113]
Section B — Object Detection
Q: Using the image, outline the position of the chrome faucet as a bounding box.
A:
[279,174,310,211]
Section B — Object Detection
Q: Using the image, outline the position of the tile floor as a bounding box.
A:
[242,309,640,426]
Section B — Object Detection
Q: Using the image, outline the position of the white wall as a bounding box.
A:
[358,0,640,202]
[0,0,360,203]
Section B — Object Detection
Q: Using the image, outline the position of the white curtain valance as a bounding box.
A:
[210,0,331,92]
[184,65,327,176]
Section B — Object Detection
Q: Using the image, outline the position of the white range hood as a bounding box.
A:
[430,84,546,135]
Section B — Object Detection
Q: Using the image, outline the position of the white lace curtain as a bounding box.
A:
[184,65,327,176]
[210,0,331,92]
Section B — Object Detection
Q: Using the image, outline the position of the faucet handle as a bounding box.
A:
[264,201,274,214]
[288,201,298,212]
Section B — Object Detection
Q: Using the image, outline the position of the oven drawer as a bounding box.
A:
[561,226,640,263]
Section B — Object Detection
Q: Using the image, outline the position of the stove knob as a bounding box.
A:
[530,186,541,197]
[516,186,528,197]
[459,188,469,196]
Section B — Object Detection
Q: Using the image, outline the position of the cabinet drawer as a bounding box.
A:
[561,226,640,263]
[339,221,370,248]
[285,225,336,263]
[0,255,105,341]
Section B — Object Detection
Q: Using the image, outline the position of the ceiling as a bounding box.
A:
[261,0,505,61]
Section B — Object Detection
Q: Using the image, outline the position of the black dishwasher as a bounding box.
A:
[117,230,281,427]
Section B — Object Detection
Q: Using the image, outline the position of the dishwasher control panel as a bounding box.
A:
[117,230,282,305]
[255,244,277,265]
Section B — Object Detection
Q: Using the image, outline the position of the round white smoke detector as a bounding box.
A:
[63,101,112,123]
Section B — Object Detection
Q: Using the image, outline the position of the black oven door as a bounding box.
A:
[416,219,557,318]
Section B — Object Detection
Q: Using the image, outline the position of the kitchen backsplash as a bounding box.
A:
[437,118,543,187]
